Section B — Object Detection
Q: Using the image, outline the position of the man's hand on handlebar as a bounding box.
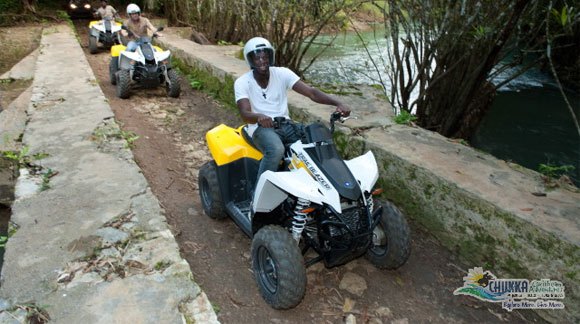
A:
[335,103,351,117]
[257,114,274,128]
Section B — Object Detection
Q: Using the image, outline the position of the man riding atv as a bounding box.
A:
[195,37,409,309]
[234,37,351,186]
[121,3,162,52]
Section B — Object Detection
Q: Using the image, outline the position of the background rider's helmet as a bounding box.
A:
[127,3,140,15]
[243,37,275,69]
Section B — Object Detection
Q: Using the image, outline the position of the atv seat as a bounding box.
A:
[241,125,291,171]
[241,125,259,150]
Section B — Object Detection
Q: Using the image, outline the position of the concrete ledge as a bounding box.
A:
[0,24,218,323]
[157,29,579,323]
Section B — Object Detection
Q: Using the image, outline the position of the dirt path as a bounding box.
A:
[73,21,543,324]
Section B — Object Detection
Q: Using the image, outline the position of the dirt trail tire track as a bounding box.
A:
[73,21,543,324]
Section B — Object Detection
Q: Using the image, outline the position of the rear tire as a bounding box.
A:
[116,70,131,99]
[365,200,411,269]
[88,36,98,54]
[252,225,306,309]
[109,57,118,85]
[165,69,181,98]
[198,161,227,220]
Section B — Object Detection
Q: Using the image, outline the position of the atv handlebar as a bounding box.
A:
[270,112,354,134]
[122,25,164,38]
[330,111,355,133]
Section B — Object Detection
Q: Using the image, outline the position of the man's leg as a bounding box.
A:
[252,126,285,181]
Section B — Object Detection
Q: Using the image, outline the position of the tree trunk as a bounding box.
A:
[456,81,496,139]
[417,0,530,139]
[22,0,36,14]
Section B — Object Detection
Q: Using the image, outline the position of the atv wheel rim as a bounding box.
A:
[256,246,278,293]
[370,223,388,255]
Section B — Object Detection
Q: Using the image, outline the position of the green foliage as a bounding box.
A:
[2,146,50,166]
[0,235,7,248]
[40,168,55,191]
[120,130,139,148]
[154,260,171,271]
[172,57,237,111]
[393,110,417,125]
[2,146,30,164]
[33,152,50,160]
[471,25,492,40]
[187,75,203,90]
[56,10,70,21]
[538,163,575,179]
[93,124,139,148]
[551,5,576,28]
[164,0,366,75]
[0,0,22,26]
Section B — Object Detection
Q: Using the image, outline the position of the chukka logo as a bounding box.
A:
[453,267,565,311]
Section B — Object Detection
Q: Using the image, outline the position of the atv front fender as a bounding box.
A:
[344,151,379,194]
[155,50,171,62]
[253,168,325,213]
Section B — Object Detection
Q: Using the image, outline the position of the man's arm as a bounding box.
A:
[237,99,274,128]
[292,81,351,116]
[145,18,161,36]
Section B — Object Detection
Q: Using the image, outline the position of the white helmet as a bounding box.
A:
[243,37,275,69]
[127,3,140,14]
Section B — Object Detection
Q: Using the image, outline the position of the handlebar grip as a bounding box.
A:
[272,116,286,129]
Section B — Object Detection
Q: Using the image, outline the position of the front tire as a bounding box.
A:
[88,36,98,54]
[198,161,227,220]
[165,69,181,98]
[365,200,411,269]
[109,57,118,85]
[116,69,131,99]
[252,225,306,309]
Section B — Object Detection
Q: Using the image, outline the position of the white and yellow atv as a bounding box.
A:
[198,112,411,309]
[88,17,122,54]
[108,27,180,99]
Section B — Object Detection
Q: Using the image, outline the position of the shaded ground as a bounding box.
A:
[4,23,547,323]
[0,26,41,112]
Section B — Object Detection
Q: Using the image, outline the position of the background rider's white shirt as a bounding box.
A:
[234,67,300,137]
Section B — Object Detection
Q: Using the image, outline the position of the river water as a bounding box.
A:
[302,30,580,184]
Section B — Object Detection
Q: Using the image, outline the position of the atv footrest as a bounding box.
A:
[236,200,252,216]
[226,200,252,237]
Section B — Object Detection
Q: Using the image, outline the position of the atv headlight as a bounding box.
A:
[69,3,77,9]
[84,4,91,9]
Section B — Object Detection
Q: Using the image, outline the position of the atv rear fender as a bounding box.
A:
[206,124,262,166]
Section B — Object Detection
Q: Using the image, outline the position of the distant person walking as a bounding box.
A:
[94,0,118,20]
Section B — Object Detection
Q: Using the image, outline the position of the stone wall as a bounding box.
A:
[156,33,580,323]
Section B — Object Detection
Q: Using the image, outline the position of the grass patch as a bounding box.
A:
[393,110,417,125]
[171,57,237,112]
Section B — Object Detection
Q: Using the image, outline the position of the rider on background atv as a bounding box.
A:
[94,0,119,20]
[121,3,162,52]
[234,37,351,185]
